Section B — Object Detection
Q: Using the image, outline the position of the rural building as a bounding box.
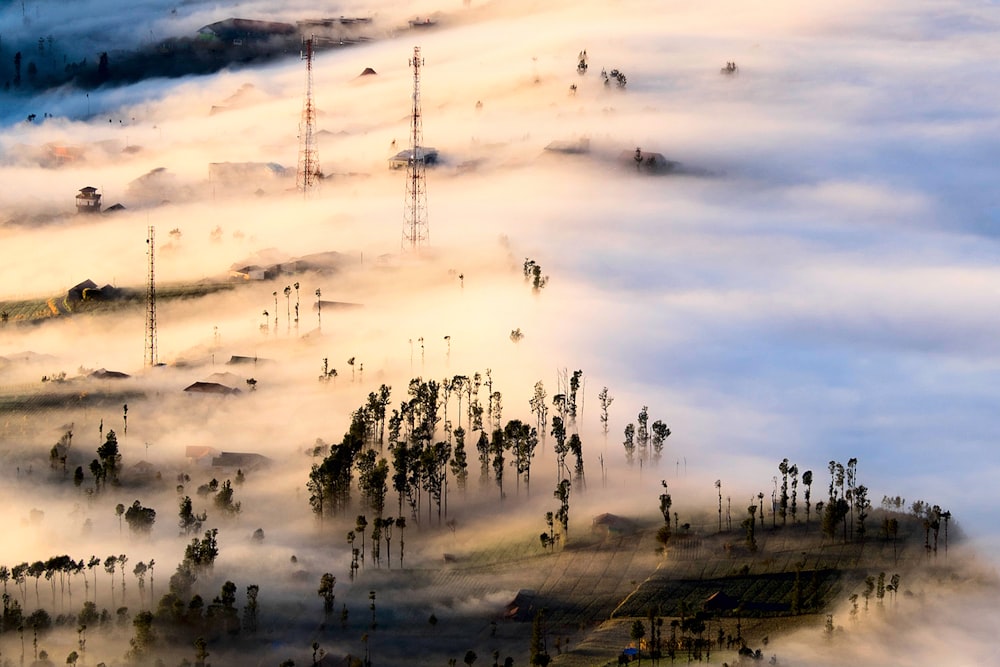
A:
[504,589,537,621]
[227,355,269,366]
[197,19,296,45]
[228,265,267,281]
[296,17,373,48]
[204,371,244,387]
[211,451,271,471]
[591,513,635,537]
[544,138,590,155]
[67,280,120,302]
[76,186,102,214]
[228,250,359,281]
[89,368,130,380]
[67,279,98,302]
[129,460,158,482]
[389,147,438,169]
[183,381,241,395]
[186,446,221,468]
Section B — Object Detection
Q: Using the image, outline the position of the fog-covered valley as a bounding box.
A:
[2,0,1000,665]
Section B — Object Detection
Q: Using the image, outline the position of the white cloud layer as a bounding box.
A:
[2,0,1000,662]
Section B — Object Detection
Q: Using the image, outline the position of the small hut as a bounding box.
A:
[76,186,102,214]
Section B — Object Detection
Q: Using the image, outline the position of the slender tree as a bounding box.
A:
[630,620,646,666]
[125,500,156,535]
[598,387,613,441]
[650,419,670,465]
[355,515,368,565]
[97,430,122,484]
[789,464,799,522]
[529,608,550,666]
[318,574,336,615]
[802,470,813,524]
[551,416,568,481]
[283,286,291,334]
[636,407,649,465]
[244,584,259,633]
[450,426,470,494]
[778,459,789,525]
[529,381,549,442]
[179,496,206,535]
[715,480,723,532]
[554,479,571,542]
[103,556,116,607]
[623,423,635,466]
[396,517,407,568]
[491,429,507,500]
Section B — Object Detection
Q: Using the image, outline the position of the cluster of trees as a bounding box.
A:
[621,407,670,467]
[0,553,155,615]
[0,513,263,663]
[819,458,868,542]
[523,258,549,292]
[167,529,219,600]
[308,370,589,526]
[155,578,251,639]
[908,500,951,557]
[0,553,162,667]
[627,604,729,665]
[540,480,571,552]
[601,67,627,88]
[305,369,598,576]
[84,429,122,490]
[123,501,156,535]
[345,514,408,572]
[848,571,902,617]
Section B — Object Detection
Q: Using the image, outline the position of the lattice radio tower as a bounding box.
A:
[403,45,429,250]
[296,37,321,195]
[145,225,158,367]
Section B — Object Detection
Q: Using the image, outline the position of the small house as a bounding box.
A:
[228,265,267,281]
[89,368,130,380]
[504,589,537,621]
[389,147,438,170]
[591,513,635,537]
[67,279,98,302]
[75,187,102,214]
[212,451,271,471]
[183,381,241,395]
[544,138,590,155]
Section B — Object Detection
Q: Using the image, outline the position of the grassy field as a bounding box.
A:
[0,281,235,325]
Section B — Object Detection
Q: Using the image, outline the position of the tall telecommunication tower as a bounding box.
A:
[403,45,429,250]
[296,37,321,195]
[145,225,158,367]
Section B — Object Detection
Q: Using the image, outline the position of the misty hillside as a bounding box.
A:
[2,0,1000,666]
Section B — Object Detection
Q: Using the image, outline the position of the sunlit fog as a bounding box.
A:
[1,0,999,665]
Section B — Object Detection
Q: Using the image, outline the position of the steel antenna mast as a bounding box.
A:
[145,225,158,367]
[297,36,321,195]
[403,46,429,250]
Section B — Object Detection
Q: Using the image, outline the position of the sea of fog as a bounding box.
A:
[1,0,1000,663]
